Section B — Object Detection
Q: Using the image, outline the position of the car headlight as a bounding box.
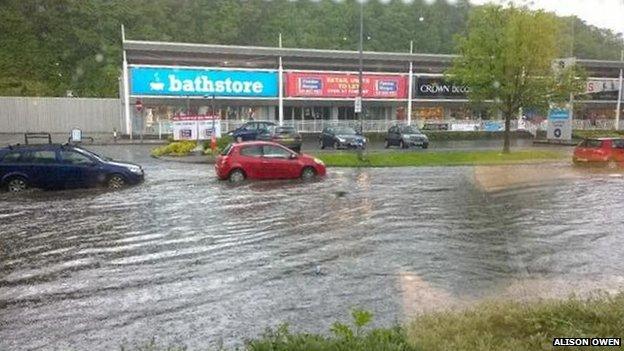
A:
[337,137,346,143]
[314,158,325,165]
[362,138,367,143]
[128,166,143,174]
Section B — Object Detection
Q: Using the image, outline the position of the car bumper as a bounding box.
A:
[338,141,366,149]
[215,164,230,180]
[125,172,145,185]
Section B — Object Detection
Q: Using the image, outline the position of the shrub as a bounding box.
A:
[151,141,197,157]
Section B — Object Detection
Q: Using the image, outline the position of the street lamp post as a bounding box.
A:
[357,0,364,134]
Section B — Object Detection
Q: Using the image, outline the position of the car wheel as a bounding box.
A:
[107,174,126,189]
[229,169,246,183]
[319,139,325,150]
[606,159,618,170]
[422,143,429,149]
[6,177,28,193]
[301,167,316,180]
[384,139,389,149]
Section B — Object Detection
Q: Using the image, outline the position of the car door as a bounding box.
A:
[23,150,63,189]
[388,126,399,145]
[324,128,335,146]
[238,145,264,178]
[261,145,298,179]
[59,150,101,188]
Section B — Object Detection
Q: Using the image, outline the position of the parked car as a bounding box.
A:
[228,121,277,142]
[573,138,624,169]
[257,126,303,152]
[319,127,367,149]
[0,144,144,192]
[215,141,326,182]
[385,125,429,149]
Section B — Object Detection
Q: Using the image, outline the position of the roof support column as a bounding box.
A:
[278,33,284,126]
[407,40,414,126]
[121,25,132,138]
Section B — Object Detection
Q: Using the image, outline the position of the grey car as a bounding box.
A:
[385,125,429,149]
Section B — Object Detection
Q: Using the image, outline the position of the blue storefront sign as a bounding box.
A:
[130,67,278,97]
[483,121,504,132]
[548,108,570,120]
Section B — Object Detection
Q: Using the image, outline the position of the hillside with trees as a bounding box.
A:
[0,0,622,97]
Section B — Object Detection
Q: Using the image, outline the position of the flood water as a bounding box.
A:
[1,145,624,350]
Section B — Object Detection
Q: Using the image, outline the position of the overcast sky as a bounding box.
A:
[467,0,624,36]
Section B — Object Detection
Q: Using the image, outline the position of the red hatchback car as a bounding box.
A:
[573,138,624,169]
[215,141,326,182]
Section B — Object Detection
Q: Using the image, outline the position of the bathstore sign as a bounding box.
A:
[130,67,278,97]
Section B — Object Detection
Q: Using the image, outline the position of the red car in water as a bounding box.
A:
[215,141,326,182]
[573,138,624,169]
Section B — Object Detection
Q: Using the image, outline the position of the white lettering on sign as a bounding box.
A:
[167,75,264,94]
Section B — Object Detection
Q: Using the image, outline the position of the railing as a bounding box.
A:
[152,118,618,137]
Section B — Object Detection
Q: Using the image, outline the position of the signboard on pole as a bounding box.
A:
[354,96,362,113]
[547,107,572,141]
[172,115,221,141]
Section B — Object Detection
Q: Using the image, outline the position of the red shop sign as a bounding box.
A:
[285,72,407,99]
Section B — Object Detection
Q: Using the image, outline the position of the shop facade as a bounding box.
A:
[121,39,624,137]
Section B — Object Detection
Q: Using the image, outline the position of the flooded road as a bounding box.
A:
[1,145,624,350]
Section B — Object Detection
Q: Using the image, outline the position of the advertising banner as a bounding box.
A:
[579,78,621,101]
[130,67,278,97]
[547,108,571,141]
[415,77,470,98]
[172,115,221,141]
[285,72,407,99]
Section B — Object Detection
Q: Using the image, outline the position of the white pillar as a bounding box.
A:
[278,33,284,126]
[407,40,414,126]
[616,50,623,130]
[121,25,132,138]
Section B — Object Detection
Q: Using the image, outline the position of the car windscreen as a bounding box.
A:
[335,128,357,135]
[72,147,106,162]
[221,144,233,156]
[586,139,603,148]
[400,126,420,134]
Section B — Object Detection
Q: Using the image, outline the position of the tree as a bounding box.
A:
[446,4,586,153]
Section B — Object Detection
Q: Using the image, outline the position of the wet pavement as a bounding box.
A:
[1,145,624,350]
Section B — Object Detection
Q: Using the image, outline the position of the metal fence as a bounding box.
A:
[0,97,122,133]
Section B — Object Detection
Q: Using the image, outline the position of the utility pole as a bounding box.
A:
[616,49,623,130]
[357,0,364,134]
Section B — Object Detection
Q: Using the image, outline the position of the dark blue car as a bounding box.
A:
[0,144,144,192]
[228,121,276,142]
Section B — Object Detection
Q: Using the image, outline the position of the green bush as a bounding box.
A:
[246,309,414,351]
[151,141,198,157]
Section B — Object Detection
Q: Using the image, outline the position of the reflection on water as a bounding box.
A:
[1,147,624,350]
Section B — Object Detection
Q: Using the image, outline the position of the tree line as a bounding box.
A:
[0,0,622,98]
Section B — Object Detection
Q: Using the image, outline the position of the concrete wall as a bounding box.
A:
[0,97,122,133]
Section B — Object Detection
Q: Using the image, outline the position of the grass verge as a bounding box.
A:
[408,293,624,351]
[313,150,566,167]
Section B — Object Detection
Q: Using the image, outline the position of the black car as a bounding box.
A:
[257,126,303,152]
[0,144,144,192]
[319,127,367,150]
[385,125,429,149]
[228,121,277,142]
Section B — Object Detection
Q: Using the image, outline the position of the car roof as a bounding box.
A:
[0,143,65,151]
[232,141,287,147]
